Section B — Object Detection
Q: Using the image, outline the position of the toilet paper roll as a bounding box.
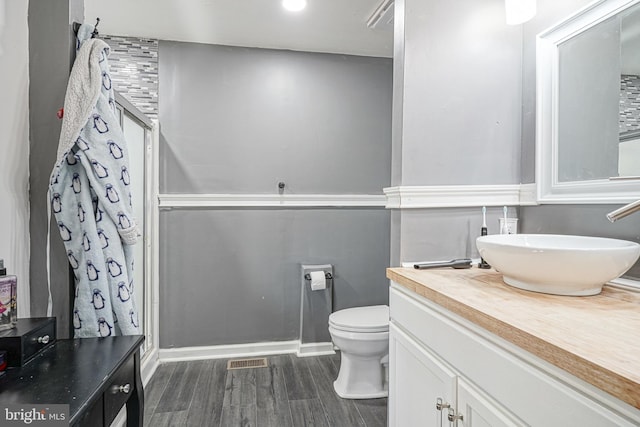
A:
[309,270,327,291]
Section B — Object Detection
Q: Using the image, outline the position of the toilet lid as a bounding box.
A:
[329,305,389,333]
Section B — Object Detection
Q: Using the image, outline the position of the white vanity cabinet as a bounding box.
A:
[389,322,456,426]
[389,282,640,427]
[389,321,522,426]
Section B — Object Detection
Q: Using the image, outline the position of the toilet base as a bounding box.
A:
[333,354,388,399]
[333,381,388,399]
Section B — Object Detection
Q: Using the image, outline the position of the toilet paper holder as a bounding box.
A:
[304,272,333,280]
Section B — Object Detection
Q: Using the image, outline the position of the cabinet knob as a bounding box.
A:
[37,335,50,345]
[447,408,463,423]
[436,397,450,411]
[118,384,131,394]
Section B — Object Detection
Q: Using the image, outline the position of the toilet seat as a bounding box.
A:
[329,305,389,333]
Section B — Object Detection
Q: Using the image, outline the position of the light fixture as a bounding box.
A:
[505,0,536,25]
[282,0,307,12]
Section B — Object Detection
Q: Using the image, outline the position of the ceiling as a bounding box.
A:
[84,0,394,58]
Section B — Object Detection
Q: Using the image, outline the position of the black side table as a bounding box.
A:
[0,335,144,426]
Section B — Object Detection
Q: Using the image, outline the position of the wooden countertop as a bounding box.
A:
[387,267,640,410]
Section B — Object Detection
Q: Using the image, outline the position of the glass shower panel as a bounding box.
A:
[122,114,146,339]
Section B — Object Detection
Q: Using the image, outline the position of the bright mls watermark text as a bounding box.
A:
[1,405,68,426]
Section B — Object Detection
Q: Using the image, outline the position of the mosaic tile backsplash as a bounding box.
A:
[620,74,640,135]
[103,35,158,119]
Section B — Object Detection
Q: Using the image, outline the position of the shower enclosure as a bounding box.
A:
[114,92,158,372]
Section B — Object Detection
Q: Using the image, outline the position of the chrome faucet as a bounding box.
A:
[607,199,640,222]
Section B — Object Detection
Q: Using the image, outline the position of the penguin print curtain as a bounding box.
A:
[49,24,140,338]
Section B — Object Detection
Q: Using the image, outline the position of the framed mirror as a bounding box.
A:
[537,0,640,203]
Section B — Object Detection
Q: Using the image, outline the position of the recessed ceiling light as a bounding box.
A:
[282,0,307,12]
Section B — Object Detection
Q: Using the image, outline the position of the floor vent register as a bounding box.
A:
[226,357,269,370]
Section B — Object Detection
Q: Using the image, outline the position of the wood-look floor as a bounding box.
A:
[144,352,388,427]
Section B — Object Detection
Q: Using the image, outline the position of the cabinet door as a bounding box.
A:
[389,322,457,427]
[457,378,526,427]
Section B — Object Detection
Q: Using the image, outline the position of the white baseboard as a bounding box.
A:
[141,347,160,386]
[296,342,336,357]
[158,340,300,363]
[158,340,336,363]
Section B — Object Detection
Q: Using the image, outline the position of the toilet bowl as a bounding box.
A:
[328,305,389,399]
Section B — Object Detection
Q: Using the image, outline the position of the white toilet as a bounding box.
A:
[328,305,389,399]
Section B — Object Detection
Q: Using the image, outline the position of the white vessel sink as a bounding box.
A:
[476,234,640,296]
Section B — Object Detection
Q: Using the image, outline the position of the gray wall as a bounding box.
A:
[160,42,391,195]
[392,0,523,265]
[29,0,83,338]
[520,205,640,278]
[160,209,390,348]
[391,0,405,189]
[400,0,522,186]
[158,42,392,348]
[393,0,640,273]
[400,207,518,262]
[520,0,640,280]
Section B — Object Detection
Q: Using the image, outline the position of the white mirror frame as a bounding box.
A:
[536,0,640,204]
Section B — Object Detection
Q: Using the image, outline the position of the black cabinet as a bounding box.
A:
[0,317,56,367]
[74,398,104,427]
[0,335,144,427]
[104,353,135,423]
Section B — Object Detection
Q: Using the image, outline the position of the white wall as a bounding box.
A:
[0,0,30,315]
